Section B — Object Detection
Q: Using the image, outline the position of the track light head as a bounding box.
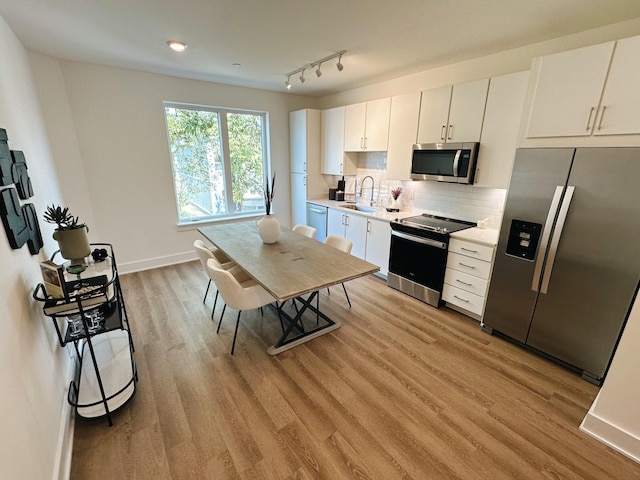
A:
[299,69,306,83]
[285,75,291,90]
[336,53,344,71]
[315,63,322,77]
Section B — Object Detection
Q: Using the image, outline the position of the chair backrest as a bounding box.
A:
[206,259,273,311]
[194,239,215,269]
[324,234,353,254]
[292,224,317,239]
[195,239,233,267]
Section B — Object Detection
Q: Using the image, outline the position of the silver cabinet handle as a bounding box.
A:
[532,186,563,292]
[453,295,470,303]
[586,107,595,131]
[458,262,475,269]
[598,105,607,130]
[441,125,446,141]
[366,220,371,233]
[456,279,473,286]
[447,124,453,140]
[540,186,575,294]
[303,162,306,172]
[460,247,478,253]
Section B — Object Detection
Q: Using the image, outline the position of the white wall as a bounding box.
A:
[0,15,75,480]
[28,60,318,272]
[581,296,640,462]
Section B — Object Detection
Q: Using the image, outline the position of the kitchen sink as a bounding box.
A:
[340,203,381,213]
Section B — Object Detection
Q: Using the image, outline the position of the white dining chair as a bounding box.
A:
[207,259,276,354]
[292,224,317,239]
[323,234,353,307]
[194,239,249,317]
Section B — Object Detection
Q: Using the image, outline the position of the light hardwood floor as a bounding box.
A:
[70,261,640,479]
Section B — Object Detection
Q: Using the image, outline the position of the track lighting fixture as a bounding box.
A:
[284,50,346,90]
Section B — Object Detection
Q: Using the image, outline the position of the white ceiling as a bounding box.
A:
[2,0,640,96]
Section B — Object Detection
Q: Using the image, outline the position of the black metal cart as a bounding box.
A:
[33,243,137,426]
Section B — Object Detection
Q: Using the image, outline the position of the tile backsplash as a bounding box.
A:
[331,152,506,229]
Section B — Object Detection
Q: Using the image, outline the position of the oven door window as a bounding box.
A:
[388,233,448,290]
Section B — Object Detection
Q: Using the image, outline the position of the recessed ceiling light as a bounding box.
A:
[233,63,241,67]
[167,40,188,53]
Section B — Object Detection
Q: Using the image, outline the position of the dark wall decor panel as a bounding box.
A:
[11,150,33,199]
[0,128,42,255]
[0,128,11,186]
[23,203,43,254]
[0,187,29,249]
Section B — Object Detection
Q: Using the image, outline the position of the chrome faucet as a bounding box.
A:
[359,175,375,207]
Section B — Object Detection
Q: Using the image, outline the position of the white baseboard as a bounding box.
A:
[580,409,640,464]
[118,251,196,275]
[53,352,76,480]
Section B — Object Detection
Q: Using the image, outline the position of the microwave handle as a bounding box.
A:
[453,149,461,177]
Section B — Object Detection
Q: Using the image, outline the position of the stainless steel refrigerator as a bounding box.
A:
[483,147,640,385]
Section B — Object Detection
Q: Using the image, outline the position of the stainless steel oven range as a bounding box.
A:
[388,214,474,307]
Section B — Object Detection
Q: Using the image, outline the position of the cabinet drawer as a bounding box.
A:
[444,268,489,297]
[443,284,485,316]
[449,238,494,262]
[446,252,492,279]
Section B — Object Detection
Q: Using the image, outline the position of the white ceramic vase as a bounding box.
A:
[257,214,280,244]
[390,197,402,210]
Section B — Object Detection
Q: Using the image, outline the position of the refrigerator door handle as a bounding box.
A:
[532,186,564,292]
[540,186,575,294]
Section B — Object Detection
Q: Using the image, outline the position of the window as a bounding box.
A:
[163,103,270,223]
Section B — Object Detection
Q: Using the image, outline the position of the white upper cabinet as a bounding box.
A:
[290,109,327,225]
[321,106,356,176]
[417,79,489,144]
[474,71,529,188]
[526,42,615,138]
[386,92,421,180]
[290,109,311,173]
[595,35,640,136]
[344,98,391,151]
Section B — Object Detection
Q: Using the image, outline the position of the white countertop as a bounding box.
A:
[450,227,500,247]
[307,198,418,222]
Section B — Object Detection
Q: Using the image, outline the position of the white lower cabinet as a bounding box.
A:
[443,238,495,319]
[327,208,391,271]
[327,208,368,259]
[365,218,391,275]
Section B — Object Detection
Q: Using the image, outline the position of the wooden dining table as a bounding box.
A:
[198,221,379,354]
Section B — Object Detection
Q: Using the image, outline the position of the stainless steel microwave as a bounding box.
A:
[410,142,479,184]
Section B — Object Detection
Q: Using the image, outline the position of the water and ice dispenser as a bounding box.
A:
[505,220,542,261]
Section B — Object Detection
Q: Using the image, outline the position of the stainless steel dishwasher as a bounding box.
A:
[305,203,327,242]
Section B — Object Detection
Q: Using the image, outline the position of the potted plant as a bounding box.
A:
[257,173,280,244]
[43,204,91,265]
